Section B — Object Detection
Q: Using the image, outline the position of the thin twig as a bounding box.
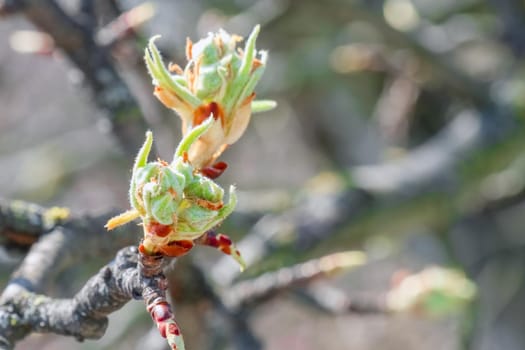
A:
[296,283,388,314]
[0,199,139,263]
[223,251,366,310]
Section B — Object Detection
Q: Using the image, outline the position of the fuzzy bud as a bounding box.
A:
[107,118,237,258]
[144,25,276,169]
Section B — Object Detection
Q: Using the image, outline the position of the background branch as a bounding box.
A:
[213,108,521,282]
[2,0,149,155]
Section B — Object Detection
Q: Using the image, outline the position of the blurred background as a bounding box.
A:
[1,0,525,349]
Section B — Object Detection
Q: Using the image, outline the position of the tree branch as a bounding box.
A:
[0,246,187,350]
[1,0,149,155]
[0,199,261,349]
[212,107,522,283]
[0,199,139,298]
[223,251,366,310]
[0,246,140,349]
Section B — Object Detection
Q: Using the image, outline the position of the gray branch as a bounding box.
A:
[1,0,149,155]
[212,106,519,284]
[0,246,148,349]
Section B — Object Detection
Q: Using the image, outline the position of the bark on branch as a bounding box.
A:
[0,246,185,350]
[0,247,140,349]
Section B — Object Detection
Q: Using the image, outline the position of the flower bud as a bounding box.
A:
[144,25,276,169]
[107,118,239,261]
